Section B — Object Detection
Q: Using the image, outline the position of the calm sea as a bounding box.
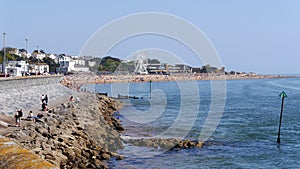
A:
[90,77,300,168]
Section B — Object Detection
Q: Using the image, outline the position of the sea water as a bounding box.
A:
[91,77,300,168]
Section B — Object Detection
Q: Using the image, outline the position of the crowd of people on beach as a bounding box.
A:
[14,94,48,127]
[60,73,287,91]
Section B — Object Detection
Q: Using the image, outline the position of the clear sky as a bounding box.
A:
[1,0,300,74]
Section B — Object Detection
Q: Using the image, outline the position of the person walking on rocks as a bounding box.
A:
[14,109,22,127]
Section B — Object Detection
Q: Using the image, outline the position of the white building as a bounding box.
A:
[47,53,57,62]
[74,65,90,72]
[25,53,32,58]
[37,53,46,60]
[31,52,46,60]
[6,61,29,76]
[88,60,96,67]
[29,63,49,74]
[74,58,86,66]
[56,55,76,73]
[19,49,31,58]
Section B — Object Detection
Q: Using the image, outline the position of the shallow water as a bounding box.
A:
[91,78,300,168]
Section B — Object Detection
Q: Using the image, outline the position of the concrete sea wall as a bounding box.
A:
[0,76,73,116]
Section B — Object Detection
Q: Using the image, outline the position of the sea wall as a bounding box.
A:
[0,76,72,116]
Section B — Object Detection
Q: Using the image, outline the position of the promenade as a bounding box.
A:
[0,76,73,169]
[0,95,70,134]
[0,76,73,116]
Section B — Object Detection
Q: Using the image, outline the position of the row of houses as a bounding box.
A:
[6,47,51,60]
[0,61,49,76]
[6,48,94,72]
[1,48,97,76]
[1,57,95,77]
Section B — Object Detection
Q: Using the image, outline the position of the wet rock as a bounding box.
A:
[125,137,204,150]
[195,141,204,148]
[101,153,111,160]
[94,159,105,168]
[110,152,119,157]
[116,155,124,160]
[115,124,124,131]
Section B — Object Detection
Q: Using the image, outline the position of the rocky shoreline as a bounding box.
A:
[123,137,204,150]
[1,90,207,168]
[1,93,124,168]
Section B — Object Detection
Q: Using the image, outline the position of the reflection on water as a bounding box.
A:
[92,78,300,168]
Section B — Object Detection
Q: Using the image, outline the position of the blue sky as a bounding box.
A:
[1,0,300,74]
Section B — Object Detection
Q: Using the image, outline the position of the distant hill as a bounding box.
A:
[98,56,121,72]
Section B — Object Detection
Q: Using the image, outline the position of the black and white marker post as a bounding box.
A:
[277,91,287,144]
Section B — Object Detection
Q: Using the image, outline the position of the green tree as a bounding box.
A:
[98,56,121,72]
[43,57,59,72]
[148,58,160,64]
[200,65,207,73]
[28,56,39,63]
[0,50,23,63]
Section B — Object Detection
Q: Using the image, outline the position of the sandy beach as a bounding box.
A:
[60,73,296,89]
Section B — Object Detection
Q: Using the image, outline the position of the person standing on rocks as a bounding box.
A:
[42,100,47,111]
[44,95,48,105]
[41,94,45,104]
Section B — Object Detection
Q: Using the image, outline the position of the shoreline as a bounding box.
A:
[60,73,297,89]
[0,74,298,168]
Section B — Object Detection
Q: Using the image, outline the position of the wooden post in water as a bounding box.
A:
[149,80,152,99]
[277,91,287,144]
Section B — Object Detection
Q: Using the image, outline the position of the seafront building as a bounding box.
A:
[56,55,90,74]
[4,61,50,76]
[1,47,231,76]
[31,51,46,60]
[29,63,49,75]
[6,61,29,76]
